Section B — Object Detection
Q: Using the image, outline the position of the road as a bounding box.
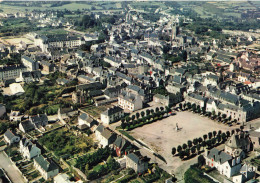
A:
[0,152,26,183]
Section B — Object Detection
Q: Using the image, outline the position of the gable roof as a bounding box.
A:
[102,106,123,116]
[4,129,17,140]
[34,155,59,173]
[206,148,232,164]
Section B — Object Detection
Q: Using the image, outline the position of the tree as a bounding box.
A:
[198,137,203,144]
[231,129,235,135]
[172,147,176,156]
[155,107,159,113]
[131,115,135,122]
[146,109,150,116]
[221,133,226,141]
[191,146,196,154]
[136,113,140,120]
[179,151,185,160]
[201,141,206,149]
[240,125,244,131]
[208,132,213,140]
[160,106,164,111]
[197,155,205,167]
[222,114,227,119]
[126,116,130,124]
[206,140,212,148]
[177,145,182,153]
[211,138,216,146]
[187,140,192,148]
[121,122,126,130]
[193,138,198,146]
[141,111,145,118]
[187,102,191,109]
[179,103,183,110]
[212,131,217,138]
[182,143,187,150]
[226,131,231,137]
[203,134,207,141]
[217,130,222,136]
[151,109,155,114]
[196,144,201,154]
[185,149,190,157]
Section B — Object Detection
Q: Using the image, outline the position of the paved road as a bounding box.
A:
[0,152,26,183]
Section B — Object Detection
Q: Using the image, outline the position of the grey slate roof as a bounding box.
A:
[102,106,123,116]
[207,148,232,164]
[34,155,59,172]
[4,129,17,141]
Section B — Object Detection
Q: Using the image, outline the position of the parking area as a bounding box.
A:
[0,151,26,183]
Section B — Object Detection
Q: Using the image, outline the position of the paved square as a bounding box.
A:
[130,111,235,176]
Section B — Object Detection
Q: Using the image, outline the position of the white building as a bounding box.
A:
[4,129,20,145]
[101,106,124,125]
[20,138,41,160]
[34,155,59,180]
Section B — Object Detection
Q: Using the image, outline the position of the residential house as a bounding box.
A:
[125,85,152,104]
[225,133,251,156]
[126,152,149,173]
[34,155,59,180]
[4,129,20,145]
[204,148,242,178]
[95,124,117,147]
[40,61,55,74]
[118,92,143,112]
[153,94,173,106]
[232,164,256,183]
[29,114,48,128]
[101,106,124,125]
[19,120,35,133]
[104,86,122,99]
[78,113,95,129]
[20,138,41,160]
[9,110,24,121]
[185,93,207,108]
[113,136,130,157]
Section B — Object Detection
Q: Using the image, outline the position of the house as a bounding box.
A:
[4,129,20,145]
[19,120,35,133]
[153,94,173,106]
[34,155,59,180]
[118,92,143,112]
[232,164,256,183]
[9,110,24,122]
[20,138,41,160]
[104,86,122,99]
[185,93,207,108]
[204,148,242,178]
[78,113,95,129]
[101,106,124,125]
[225,133,251,156]
[54,173,80,183]
[95,124,117,147]
[126,152,149,173]
[29,114,48,128]
[18,71,41,83]
[40,61,55,74]
[113,136,130,157]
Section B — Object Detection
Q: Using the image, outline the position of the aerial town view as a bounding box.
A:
[0,0,259,183]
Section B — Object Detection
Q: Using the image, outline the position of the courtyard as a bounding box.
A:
[130,111,236,180]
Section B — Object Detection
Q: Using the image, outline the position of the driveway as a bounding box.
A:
[0,152,26,183]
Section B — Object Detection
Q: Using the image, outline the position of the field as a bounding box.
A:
[81,104,112,119]
[130,111,235,178]
[0,2,122,13]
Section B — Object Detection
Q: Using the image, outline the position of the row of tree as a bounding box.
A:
[172,129,241,160]
[121,106,172,130]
